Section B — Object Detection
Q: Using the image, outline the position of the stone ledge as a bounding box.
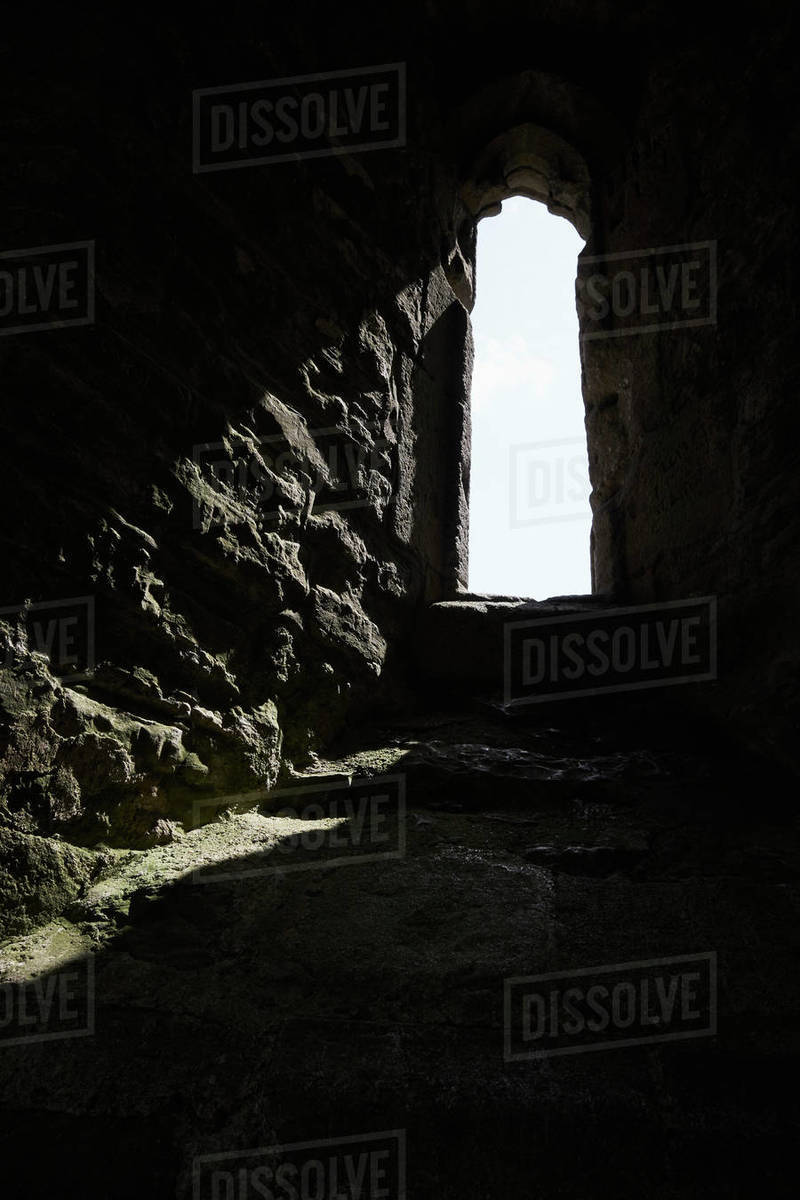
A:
[415,593,616,684]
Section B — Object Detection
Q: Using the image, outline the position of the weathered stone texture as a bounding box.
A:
[1,8,800,1197]
[1,4,799,851]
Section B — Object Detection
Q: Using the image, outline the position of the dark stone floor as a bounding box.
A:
[1,689,798,1197]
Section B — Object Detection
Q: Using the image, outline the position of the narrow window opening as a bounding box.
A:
[467,196,591,598]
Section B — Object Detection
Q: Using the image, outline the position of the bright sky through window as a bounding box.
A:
[467,196,591,597]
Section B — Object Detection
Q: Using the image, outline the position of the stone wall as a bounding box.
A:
[1,4,798,859]
[577,23,800,771]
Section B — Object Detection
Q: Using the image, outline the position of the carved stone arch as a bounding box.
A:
[428,74,620,597]
[438,69,626,309]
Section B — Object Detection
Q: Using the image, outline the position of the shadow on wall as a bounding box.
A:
[1,709,798,1195]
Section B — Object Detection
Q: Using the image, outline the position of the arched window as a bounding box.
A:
[467,196,591,597]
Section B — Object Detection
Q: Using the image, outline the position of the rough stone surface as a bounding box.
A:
[1,696,798,1197]
[0,629,282,847]
[1,7,799,1195]
[3,6,799,836]
[0,829,98,940]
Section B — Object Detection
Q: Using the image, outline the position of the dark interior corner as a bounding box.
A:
[1,5,799,1196]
